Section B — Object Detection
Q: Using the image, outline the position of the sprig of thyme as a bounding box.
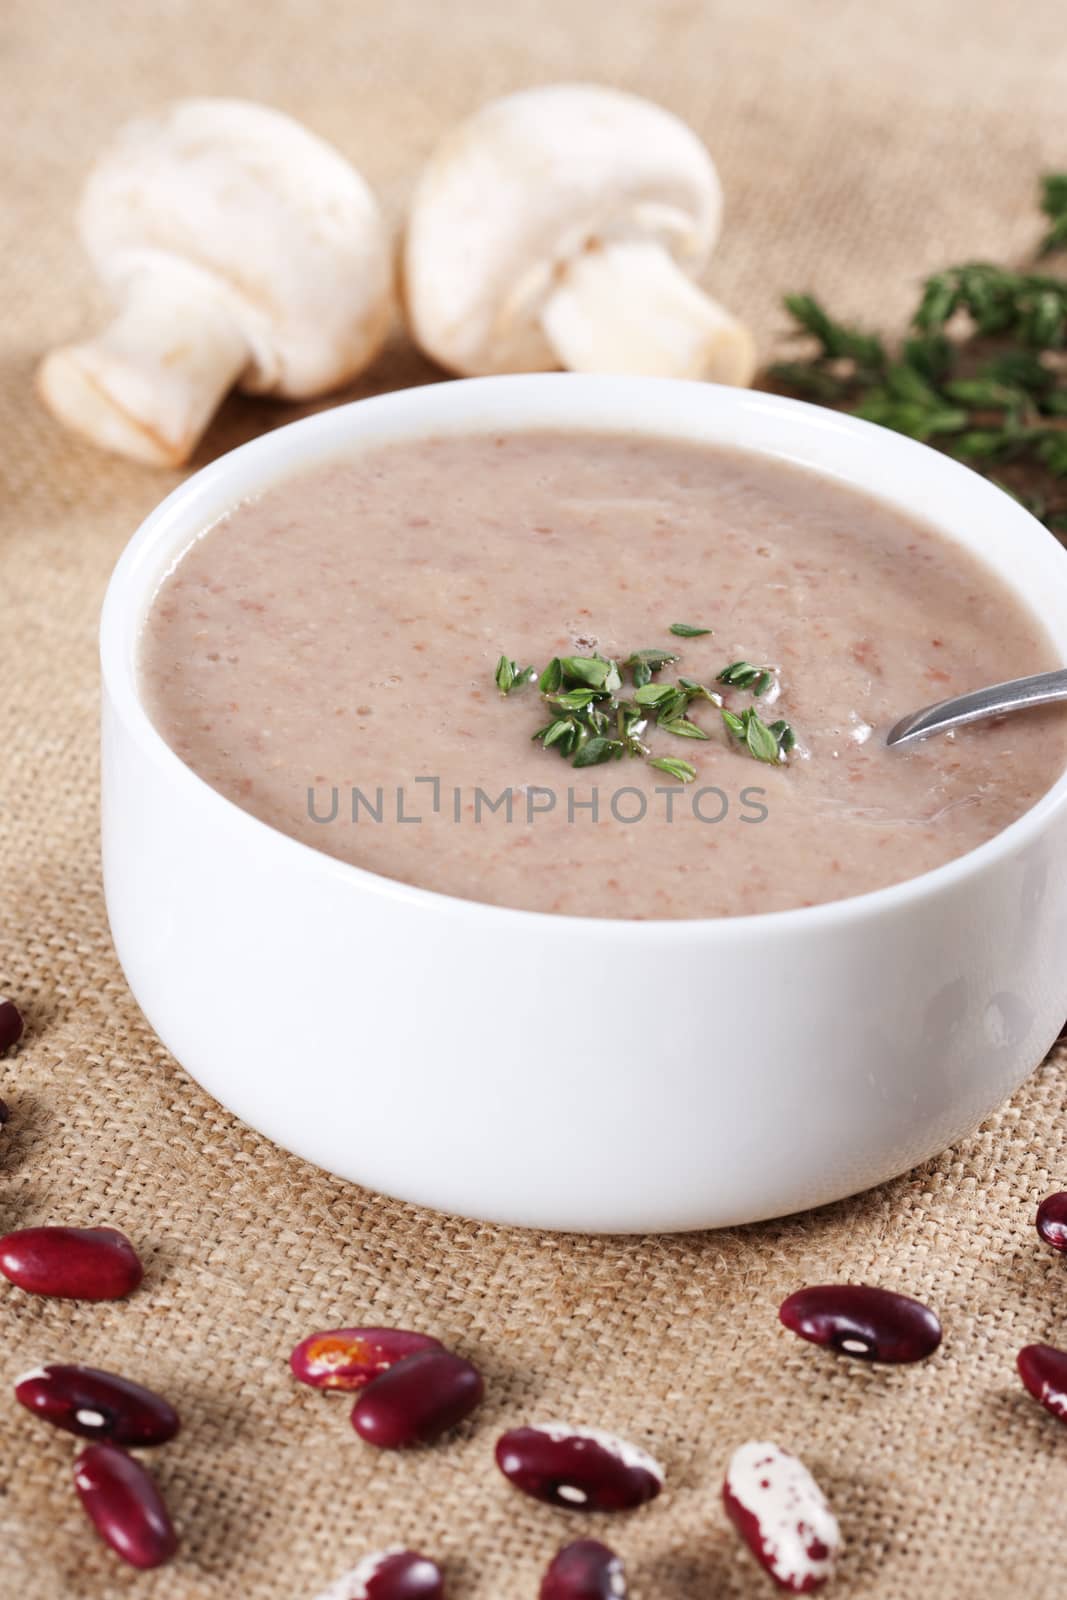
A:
[496,637,796,780]
[769,175,1067,537]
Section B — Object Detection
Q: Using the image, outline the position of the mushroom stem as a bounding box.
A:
[539,239,756,385]
[38,277,251,467]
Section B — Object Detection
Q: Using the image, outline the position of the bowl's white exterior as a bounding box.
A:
[101,375,1067,1232]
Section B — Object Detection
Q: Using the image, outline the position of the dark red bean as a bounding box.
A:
[350,1349,483,1448]
[314,1548,445,1600]
[73,1443,177,1570]
[291,1327,443,1391]
[0,1098,8,1125]
[0,1225,143,1300]
[495,1424,663,1512]
[1018,1343,1067,1423]
[0,996,23,1053]
[540,1540,627,1599]
[15,1364,179,1446]
[723,1441,840,1594]
[1036,1192,1067,1251]
[779,1283,941,1363]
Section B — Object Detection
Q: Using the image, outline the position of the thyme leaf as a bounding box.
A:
[634,682,678,708]
[648,756,697,783]
[717,660,776,697]
[678,676,724,704]
[669,622,713,637]
[539,658,563,694]
[573,735,624,767]
[495,655,535,694]
[770,175,1067,540]
[661,716,712,741]
[558,655,615,690]
[625,647,679,674]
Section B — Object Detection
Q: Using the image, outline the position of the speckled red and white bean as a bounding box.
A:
[312,1547,444,1600]
[723,1441,840,1594]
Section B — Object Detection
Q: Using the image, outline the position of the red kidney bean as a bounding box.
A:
[540,1540,627,1599]
[0,996,23,1053]
[1036,1192,1067,1251]
[291,1327,443,1391]
[723,1441,840,1594]
[779,1284,941,1363]
[1017,1343,1067,1423]
[350,1349,483,1448]
[314,1548,445,1600]
[495,1424,664,1512]
[15,1364,179,1446]
[0,1225,143,1300]
[73,1443,177,1569]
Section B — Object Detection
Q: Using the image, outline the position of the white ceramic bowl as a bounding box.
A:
[101,375,1067,1232]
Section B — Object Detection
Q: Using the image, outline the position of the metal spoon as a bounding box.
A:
[887,668,1067,748]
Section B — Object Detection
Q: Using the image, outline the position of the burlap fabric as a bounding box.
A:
[3,1,1067,1594]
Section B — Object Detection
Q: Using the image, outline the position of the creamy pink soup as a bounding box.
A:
[140,430,1067,919]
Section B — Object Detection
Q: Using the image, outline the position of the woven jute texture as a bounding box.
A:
[4,1,1067,1595]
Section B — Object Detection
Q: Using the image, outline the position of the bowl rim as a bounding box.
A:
[100,372,1067,943]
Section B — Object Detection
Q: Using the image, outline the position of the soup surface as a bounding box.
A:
[140,430,1067,919]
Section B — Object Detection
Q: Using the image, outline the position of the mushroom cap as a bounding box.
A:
[404,83,723,376]
[79,98,392,398]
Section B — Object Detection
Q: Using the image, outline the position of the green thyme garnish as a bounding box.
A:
[669,622,713,637]
[770,174,1067,539]
[635,678,723,727]
[625,647,679,669]
[633,682,677,709]
[573,735,624,768]
[538,658,563,693]
[495,655,536,695]
[1040,174,1067,256]
[678,676,722,702]
[660,717,711,741]
[722,707,796,765]
[648,756,697,783]
[557,655,621,691]
[546,686,602,711]
[624,647,677,690]
[717,660,776,697]
[497,635,797,779]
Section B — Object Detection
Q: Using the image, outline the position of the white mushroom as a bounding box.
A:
[38,99,393,467]
[403,84,755,385]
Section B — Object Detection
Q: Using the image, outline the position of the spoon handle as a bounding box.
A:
[887,667,1067,748]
